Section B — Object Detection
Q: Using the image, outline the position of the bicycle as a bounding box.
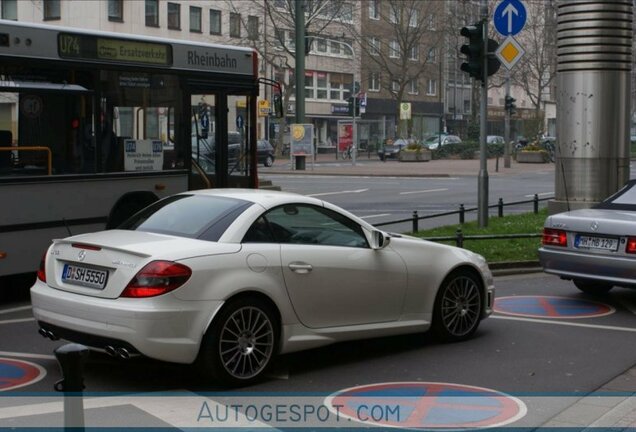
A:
[340,146,355,160]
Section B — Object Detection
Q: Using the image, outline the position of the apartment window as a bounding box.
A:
[389,4,398,23]
[305,71,315,99]
[389,40,400,58]
[368,72,380,92]
[248,15,259,40]
[274,28,285,49]
[409,79,419,95]
[330,40,341,55]
[168,3,180,30]
[316,72,328,99]
[336,3,353,22]
[409,45,419,61]
[209,9,221,35]
[368,37,380,56]
[230,12,241,38]
[1,0,17,20]
[316,38,327,53]
[369,0,379,20]
[427,14,436,30]
[273,0,286,9]
[43,0,61,20]
[427,79,437,96]
[145,0,159,27]
[427,47,437,63]
[107,0,123,21]
[189,6,201,32]
[329,73,351,100]
[391,80,400,92]
[409,9,418,27]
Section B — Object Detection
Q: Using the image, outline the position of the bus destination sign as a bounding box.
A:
[58,33,172,66]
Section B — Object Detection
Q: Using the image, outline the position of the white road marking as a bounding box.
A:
[400,188,448,195]
[0,305,31,315]
[0,350,56,360]
[360,213,392,219]
[0,317,35,325]
[492,315,636,332]
[525,192,554,197]
[307,188,368,197]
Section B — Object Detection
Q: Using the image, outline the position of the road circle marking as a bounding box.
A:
[494,295,615,319]
[325,382,526,429]
[0,357,46,391]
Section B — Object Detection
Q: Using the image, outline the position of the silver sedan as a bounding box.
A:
[31,189,494,386]
[539,180,636,294]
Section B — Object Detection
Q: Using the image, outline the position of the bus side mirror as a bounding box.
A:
[273,94,283,118]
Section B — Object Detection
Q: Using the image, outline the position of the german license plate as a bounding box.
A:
[574,235,619,251]
[62,264,108,290]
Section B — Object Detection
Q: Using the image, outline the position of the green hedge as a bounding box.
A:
[431,142,504,160]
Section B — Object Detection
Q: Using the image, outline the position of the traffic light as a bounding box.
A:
[460,22,501,81]
[460,23,483,80]
[505,95,516,114]
[347,96,360,116]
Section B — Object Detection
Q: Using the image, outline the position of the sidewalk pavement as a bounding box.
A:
[262,152,556,177]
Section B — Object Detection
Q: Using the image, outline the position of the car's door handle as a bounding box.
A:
[289,262,313,274]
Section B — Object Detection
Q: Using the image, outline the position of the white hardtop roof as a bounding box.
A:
[183,188,324,209]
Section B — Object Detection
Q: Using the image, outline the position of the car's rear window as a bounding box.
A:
[118,195,251,241]
[596,181,636,210]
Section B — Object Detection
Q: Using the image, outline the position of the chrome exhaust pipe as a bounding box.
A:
[38,328,59,340]
[116,347,130,360]
[104,345,117,357]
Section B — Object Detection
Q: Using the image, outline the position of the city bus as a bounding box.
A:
[0,20,280,289]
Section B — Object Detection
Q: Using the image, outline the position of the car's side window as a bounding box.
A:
[263,204,369,248]
[242,216,275,243]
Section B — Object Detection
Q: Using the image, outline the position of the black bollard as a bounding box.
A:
[54,343,89,430]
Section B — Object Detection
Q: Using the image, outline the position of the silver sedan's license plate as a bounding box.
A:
[574,235,619,251]
[62,264,108,289]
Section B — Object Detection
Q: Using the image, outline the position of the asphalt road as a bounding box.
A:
[1,273,636,428]
[263,167,555,231]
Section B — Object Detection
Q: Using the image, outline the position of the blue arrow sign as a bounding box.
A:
[493,0,527,36]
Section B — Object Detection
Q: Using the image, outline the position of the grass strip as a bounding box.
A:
[409,208,547,263]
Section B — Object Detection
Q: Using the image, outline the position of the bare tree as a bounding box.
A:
[349,0,444,138]
[225,0,349,154]
[510,0,557,136]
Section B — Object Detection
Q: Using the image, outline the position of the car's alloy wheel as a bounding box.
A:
[432,270,482,342]
[264,155,274,167]
[199,298,277,386]
[573,279,613,295]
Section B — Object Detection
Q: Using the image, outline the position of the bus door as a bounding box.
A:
[190,92,255,189]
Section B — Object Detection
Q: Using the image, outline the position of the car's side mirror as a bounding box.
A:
[371,230,390,250]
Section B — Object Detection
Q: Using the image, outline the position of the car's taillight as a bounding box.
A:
[626,237,636,254]
[542,228,567,247]
[120,261,191,298]
[37,251,47,283]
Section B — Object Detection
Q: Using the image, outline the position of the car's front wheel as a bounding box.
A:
[431,269,483,342]
[573,279,613,295]
[198,297,278,387]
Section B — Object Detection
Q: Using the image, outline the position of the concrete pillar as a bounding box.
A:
[549,0,633,214]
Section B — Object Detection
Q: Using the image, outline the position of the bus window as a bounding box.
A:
[190,94,216,184]
[227,94,252,186]
[100,71,182,173]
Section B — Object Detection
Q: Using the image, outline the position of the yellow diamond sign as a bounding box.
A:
[496,36,525,70]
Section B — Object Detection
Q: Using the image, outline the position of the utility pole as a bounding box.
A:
[477,0,489,227]
[504,71,511,168]
[294,0,305,170]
